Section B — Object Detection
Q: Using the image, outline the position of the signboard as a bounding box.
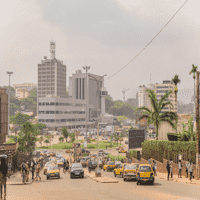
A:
[84,141,87,148]
[128,129,145,150]
[179,154,182,161]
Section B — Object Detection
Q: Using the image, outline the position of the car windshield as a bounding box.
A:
[92,161,97,165]
[125,165,137,170]
[72,164,82,168]
[115,161,121,165]
[48,165,59,170]
[45,163,50,167]
[109,162,115,165]
[57,160,63,163]
[139,166,151,172]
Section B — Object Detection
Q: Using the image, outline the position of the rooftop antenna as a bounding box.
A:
[50,41,56,59]
[122,88,130,102]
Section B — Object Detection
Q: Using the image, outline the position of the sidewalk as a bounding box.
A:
[156,172,200,186]
[7,172,33,185]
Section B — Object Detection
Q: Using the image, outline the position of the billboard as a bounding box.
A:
[128,129,145,150]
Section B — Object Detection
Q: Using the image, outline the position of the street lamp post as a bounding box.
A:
[196,71,200,180]
[89,74,107,177]
[82,66,90,140]
[6,71,13,137]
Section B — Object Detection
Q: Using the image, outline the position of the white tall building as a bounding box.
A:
[37,41,67,99]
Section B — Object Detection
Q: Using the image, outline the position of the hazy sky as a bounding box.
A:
[1,0,199,103]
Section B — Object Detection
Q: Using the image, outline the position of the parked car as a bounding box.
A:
[125,140,128,144]
[88,161,97,171]
[70,163,84,179]
[114,163,125,178]
[81,149,90,154]
[103,161,116,172]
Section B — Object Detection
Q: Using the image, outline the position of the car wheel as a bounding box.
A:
[124,178,126,181]
[151,181,154,185]
[103,168,105,171]
[46,176,49,180]
[120,173,123,178]
[137,181,140,185]
[70,174,73,179]
[114,172,116,177]
[82,174,84,178]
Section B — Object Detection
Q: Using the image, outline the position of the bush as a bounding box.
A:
[129,150,138,159]
[142,140,196,163]
[107,154,126,162]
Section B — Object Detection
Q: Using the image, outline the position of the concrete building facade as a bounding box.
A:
[37,41,66,99]
[38,97,96,130]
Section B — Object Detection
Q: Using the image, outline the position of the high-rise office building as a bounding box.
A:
[69,70,104,119]
[37,41,66,99]
[138,80,176,113]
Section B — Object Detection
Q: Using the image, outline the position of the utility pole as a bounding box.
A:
[196,71,200,180]
[89,74,107,177]
[82,66,90,140]
[6,71,13,137]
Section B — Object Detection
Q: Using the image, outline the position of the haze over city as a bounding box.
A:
[1,0,199,103]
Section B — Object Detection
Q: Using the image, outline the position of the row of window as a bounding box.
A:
[39,102,85,106]
[156,86,173,89]
[38,92,66,95]
[38,118,85,123]
[39,111,85,114]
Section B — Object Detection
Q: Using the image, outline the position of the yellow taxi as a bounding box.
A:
[119,148,127,153]
[46,165,60,180]
[123,163,139,181]
[136,164,154,185]
[43,161,55,175]
[56,159,64,167]
[103,161,115,172]
[114,163,126,177]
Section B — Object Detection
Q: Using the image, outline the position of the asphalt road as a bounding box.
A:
[7,152,200,200]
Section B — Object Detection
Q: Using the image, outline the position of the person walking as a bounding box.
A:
[148,157,151,165]
[7,163,12,179]
[21,161,26,185]
[186,159,190,178]
[169,159,173,179]
[188,161,193,182]
[166,161,170,180]
[25,161,30,182]
[153,160,157,176]
[31,159,36,182]
[178,160,182,178]
[0,157,8,200]
[35,159,41,181]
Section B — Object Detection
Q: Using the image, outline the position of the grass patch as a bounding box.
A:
[36,140,123,150]
[6,138,16,144]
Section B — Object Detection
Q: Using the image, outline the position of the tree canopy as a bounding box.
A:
[10,113,31,126]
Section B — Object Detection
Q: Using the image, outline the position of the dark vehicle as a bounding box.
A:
[88,161,97,171]
[115,161,122,168]
[85,156,91,161]
[81,149,90,154]
[98,160,103,169]
[125,140,128,144]
[70,163,84,179]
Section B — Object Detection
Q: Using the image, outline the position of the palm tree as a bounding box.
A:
[172,75,181,113]
[189,64,198,114]
[135,89,178,140]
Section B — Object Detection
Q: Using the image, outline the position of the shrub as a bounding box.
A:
[142,140,196,163]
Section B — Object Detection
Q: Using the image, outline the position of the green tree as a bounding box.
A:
[70,133,75,142]
[33,123,46,134]
[10,113,31,128]
[172,75,181,113]
[119,133,123,145]
[39,136,44,147]
[59,136,64,143]
[44,139,50,147]
[109,135,114,147]
[61,127,69,142]
[189,64,198,114]
[17,121,39,154]
[135,89,178,140]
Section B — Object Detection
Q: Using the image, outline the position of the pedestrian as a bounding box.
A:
[178,160,182,178]
[153,160,157,176]
[186,159,190,178]
[8,162,12,179]
[169,159,173,179]
[188,161,193,182]
[26,161,30,182]
[166,161,170,180]
[106,146,107,150]
[0,157,8,200]
[148,157,151,165]
[31,159,36,182]
[35,159,41,181]
[21,161,26,185]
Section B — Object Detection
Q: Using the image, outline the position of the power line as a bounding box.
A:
[105,0,189,82]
